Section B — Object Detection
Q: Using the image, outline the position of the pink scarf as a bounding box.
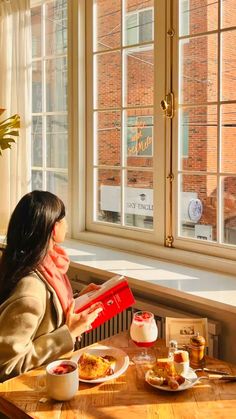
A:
[38,245,73,316]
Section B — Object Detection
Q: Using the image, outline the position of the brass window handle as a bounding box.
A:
[160,92,174,119]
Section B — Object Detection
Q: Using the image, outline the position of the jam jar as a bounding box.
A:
[189,332,206,369]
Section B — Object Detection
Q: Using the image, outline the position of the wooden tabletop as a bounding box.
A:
[1,331,236,419]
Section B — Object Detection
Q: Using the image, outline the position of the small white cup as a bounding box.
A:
[46,360,78,401]
[174,360,190,376]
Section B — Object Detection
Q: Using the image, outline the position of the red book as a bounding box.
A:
[74,275,135,330]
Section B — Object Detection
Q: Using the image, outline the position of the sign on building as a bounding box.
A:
[195,224,212,241]
[101,185,153,216]
[127,116,153,157]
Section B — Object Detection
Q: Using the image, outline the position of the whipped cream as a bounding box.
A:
[130,317,158,343]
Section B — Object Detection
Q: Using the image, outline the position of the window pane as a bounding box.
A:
[31,170,43,190]
[125,170,153,229]
[95,111,121,166]
[221,0,236,29]
[179,174,217,241]
[221,105,236,173]
[124,46,154,107]
[124,0,154,46]
[46,57,67,111]
[221,30,236,102]
[179,106,217,172]
[124,108,153,168]
[31,1,68,205]
[179,35,218,105]
[46,115,68,168]
[32,61,42,113]
[31,6,41,58]
[47,171,68,209]
[92,0,156,233]
[96,169,121,224]
[45,0,67,55]
[94,0,121,52]
[223,176,236,244]
[95,52,121,109]
[32,116,42,167]
[179,0,218,37]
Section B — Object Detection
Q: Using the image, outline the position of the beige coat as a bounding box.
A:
[0,271,74,382]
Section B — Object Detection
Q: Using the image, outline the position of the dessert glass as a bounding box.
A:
[130,311,158,364]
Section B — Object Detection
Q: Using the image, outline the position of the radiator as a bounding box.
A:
[78,308,135,349]
[77,305,220,358]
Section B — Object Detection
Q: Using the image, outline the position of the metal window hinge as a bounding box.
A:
[166,235,174,247]
[167,173,174,182]
[160,92,174,119]
[167,28,175,37]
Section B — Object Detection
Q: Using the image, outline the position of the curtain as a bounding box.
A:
[0,0,31,234]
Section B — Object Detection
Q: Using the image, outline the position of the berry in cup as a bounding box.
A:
[51,363,76,375]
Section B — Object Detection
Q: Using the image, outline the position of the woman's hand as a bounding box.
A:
[66,300,102,340]
[78,283,101,297]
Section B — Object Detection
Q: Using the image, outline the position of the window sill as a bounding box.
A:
[1,234,236,314]
[64,236,236,314]
[75,231,236,276]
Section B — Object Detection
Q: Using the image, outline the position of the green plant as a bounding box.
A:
[0,108,20,155]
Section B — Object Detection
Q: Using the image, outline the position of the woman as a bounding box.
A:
[0,190,101,382]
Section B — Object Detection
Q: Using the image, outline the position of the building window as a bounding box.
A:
[179,0,189,37]
[125,7,154,46]
[180,111,189,158]
[31,0,68,208]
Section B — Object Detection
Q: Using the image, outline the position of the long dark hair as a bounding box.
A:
[0,190,65,304]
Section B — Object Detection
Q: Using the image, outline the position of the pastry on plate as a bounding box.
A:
[152,358,177,381]
[147,358,185,389]
[78,352,116,380]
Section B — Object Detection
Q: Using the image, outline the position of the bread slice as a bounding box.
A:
[78,352,116,380]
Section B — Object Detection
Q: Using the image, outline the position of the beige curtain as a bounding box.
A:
[0,0,31,234]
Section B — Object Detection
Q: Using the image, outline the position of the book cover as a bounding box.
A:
[74,275,135,330]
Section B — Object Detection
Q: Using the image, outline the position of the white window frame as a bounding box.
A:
[84,0,166,246]
[29,0,236,274]
[172,0,236,261]
[80,0,236,269]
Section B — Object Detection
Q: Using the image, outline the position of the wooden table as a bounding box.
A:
[1,331,236,419]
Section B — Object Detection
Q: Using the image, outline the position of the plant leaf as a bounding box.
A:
[0,117,20,130]
[0,138,15,151]
[2,130,20,137]
[0,111,20,155]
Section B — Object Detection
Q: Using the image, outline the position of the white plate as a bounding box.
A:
[145,367,204,392]
[72,345,130,383]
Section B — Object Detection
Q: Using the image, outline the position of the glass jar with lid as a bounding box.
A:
[189,332,206,369]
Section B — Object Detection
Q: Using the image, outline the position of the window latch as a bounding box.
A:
[160,92,174,119]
